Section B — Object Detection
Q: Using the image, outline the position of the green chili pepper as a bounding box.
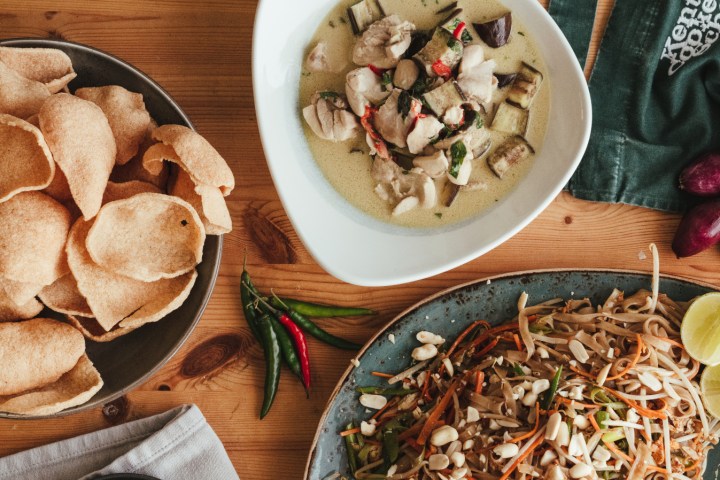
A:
[269,296,376,317]
[382,429,400,467]
[274,298,362,350]
[258,316,281,419]
[541,365,562,410]
[595,410,610,429]
[268,315,303,383]
[355,386,417,396]
[345,422,359,474]
[240,265,262,342]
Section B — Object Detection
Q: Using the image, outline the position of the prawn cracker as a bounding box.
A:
[0,192,71,285]
[86,193,204,282]
[170,168,232,235]
[66,314,140,343]
[0,46,76,94]
[66,218,198,331]
[102,180,161,205]
[0,114,55,203]
[76,86,151,166]
[143,124,234,195]
[0,278,44,306]
[39,93,116,220]
[0,60,50,120]
[38,273,92,318]
[0,318,85,396]
[0,288,43,322]
[0,354,102,416]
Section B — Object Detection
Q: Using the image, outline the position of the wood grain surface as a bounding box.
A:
[4,1,718,479]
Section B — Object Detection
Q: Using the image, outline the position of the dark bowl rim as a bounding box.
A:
[0,37,224,419]
[304,268,720,478]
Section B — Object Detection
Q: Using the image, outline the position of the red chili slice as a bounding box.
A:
[432,60,452,79]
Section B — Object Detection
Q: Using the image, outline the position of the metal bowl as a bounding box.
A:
[0,38,222,418]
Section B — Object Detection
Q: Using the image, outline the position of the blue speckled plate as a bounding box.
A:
[304,269,719,479]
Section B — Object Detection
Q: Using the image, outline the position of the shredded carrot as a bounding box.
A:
[588,412,601,432]
[603,440,633,463]
[371,397,397,420]
[603,386,667,420]
[371,371,394,379]
[606,334,644,381]
[499,434,545,480]
[417,378,461,445]
[475,337,500,357]
[527,314,538,322]
[470,322,520,348]
[445,320,487,359]
[569,364,595,380]
[652,335,685,350]
[420,368,432,401]
[508,403,540,443]
[398,420,444,441]
[555,396,598,409]
[513,333,523,351]
[340,426,361,437]
[474,371,484,394]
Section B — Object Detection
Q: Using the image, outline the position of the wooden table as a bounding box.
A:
[2,1,716,478]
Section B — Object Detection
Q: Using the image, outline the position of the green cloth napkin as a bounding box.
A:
[550,0,720,212]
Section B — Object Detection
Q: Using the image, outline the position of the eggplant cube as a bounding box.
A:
[422,80,466,118]
[507,62,543,109]
[491,102,529,136]
[413,28,464,77]
[487,136,534,179]
[347,0,384,35]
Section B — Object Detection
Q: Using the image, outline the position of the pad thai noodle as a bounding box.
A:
[342,247,719,479]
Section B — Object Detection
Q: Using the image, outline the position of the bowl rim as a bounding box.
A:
[0,37,223,419]
[303,267,719,477]
[252,0,593,287]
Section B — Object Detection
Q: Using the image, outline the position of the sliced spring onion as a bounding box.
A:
[601,429,625,443]
[541,365,562,410]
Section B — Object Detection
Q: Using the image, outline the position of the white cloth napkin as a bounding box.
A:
[0,404,239,480]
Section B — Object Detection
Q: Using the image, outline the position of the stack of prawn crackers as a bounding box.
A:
[0,46,235,415]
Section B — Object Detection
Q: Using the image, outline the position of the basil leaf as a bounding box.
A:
[319,91,339,99]
[448,141,467,178]
[397,91,412,118]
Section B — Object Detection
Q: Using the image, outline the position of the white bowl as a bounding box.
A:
[253,0,591,287]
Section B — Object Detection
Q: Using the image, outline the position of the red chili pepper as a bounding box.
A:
[432,60,452,79]
[452,21,466,40]
[367,64,386,76]
[277,312,311,394]
[360,106,391,160]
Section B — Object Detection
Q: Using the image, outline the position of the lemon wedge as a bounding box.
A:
[701,364,720,418]
[681,292,720,366]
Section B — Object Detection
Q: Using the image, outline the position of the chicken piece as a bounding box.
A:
[302,92,360,142]
[306,42,333,72]
[374,89,420,148]
[447,147,473,186]
[346,67,391,117]
[407,115,444,154]
[457,45,498,104]
[442,105,464,126]
[413,150,448,178]
[352,15,415,69]
[394,59,420,90]
[372,159,437,215]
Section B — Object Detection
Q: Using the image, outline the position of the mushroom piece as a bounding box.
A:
[374,89,421,148]
[457,45,498,105]
[407,115,444,154]
[352,15,416,69]
[394,59,420,90]
[302,92,360,142]
[305,42,345,73]
[413,150,449,178]
[345,67,391,117]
